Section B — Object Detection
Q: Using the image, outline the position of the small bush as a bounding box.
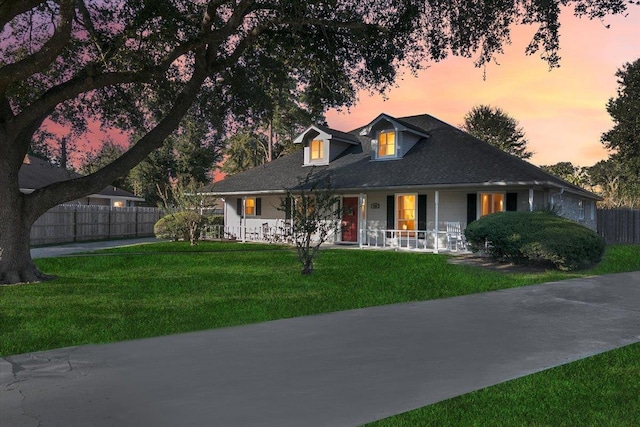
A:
[202,215,225,239]
[154,211,206,245]
[464,211,605,270]
[154,215,181,241]
[208,215,224,226]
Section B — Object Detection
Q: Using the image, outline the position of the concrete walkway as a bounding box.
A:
[30,237,161,259]
[2,271,639,427]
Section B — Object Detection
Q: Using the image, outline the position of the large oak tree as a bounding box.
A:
[0,0,636,284]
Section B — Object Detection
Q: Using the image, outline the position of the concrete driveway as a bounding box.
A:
[30,237,161,259]
[2,271,639,427]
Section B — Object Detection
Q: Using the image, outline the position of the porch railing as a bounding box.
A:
[201,224,294,243]
[360,228,466,252]
[202,225,466,252]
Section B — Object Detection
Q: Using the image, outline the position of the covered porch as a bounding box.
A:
[217,188,547,252]
[215,187,543,253]
[201,222,468,253]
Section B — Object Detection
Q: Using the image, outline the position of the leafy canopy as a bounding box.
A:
[1,0,638,283]
[601,58,640,201]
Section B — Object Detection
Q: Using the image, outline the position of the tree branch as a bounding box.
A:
[0,95,12,124]
[23,47,210,219]
[13,68,150,137]
[0,0,42,28]
[0,0,75,93]
[280,17,378,32]
[75,0,109,64]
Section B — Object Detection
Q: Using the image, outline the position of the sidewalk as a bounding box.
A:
[30,237,161,259]
[2,271,639,427]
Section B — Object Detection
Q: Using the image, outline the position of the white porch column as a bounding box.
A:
[528,188,534,212]
[222,198,227,237]
[433,190,440,254]
[291,197,296,239]
[359,193,367,248]
[241,197,246,242]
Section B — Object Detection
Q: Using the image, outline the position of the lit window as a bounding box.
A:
[245,197,256,216]
[397,194,416,231]
[310,139,323,160]
[113,201,124,208]
[378,130,396,157]
[480,193,504,216]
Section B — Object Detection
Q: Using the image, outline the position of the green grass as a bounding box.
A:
[1,243,639,425]
[366,342,640,427]
[0,243,638,357]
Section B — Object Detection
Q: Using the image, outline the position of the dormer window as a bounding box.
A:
[361,114,430,161]
[310,139,324,160]
[294,124,360,166]
[378,130,396,157]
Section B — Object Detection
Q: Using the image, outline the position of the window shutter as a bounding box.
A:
[418,194,427,230]
[506,193,518,211]
[467,194,477,225]
[386,195,394,236]
[236,198,242,215]
[255,198,262,216]
[285,197,292,220]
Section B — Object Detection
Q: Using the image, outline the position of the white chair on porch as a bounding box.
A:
[445,222,465,251]
[261,222,274,243]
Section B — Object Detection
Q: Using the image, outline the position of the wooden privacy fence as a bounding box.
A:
[31,205,162,246]
[597,208,640,244]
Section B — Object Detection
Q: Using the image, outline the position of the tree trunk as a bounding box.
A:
[301,259,313,275]
[0,200,51,284]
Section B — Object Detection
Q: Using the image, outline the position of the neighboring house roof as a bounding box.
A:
[19,155,144,200]
[205,113,600,200]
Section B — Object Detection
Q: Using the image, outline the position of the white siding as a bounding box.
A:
[365,192,388,230]
[223,195,288,239]
[431,191,467,228]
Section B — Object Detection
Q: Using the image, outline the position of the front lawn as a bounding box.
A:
[366,342,640,426]
[0,242,638,356]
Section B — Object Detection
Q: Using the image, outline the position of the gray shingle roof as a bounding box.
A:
[313,124,360,144]
[206,114,599,200]
[19,155,143,199]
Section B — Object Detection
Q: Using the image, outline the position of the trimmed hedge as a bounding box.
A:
[464,211,605,271]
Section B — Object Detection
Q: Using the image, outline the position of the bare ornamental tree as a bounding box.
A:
[279,171,341,274]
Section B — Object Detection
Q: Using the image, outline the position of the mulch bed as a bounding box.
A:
[447,254,554,274]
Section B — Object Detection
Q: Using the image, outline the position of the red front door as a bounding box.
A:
[341,197,359,242]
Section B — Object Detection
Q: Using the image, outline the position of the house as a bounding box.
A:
[19,154,145,207]
[204,113,601,252]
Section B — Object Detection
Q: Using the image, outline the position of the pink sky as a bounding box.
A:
[326,7,640,168]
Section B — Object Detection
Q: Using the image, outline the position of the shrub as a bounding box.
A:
[464,211,605,271]
[154,215,181,241]
[208,215,224,226]
[202,215,225,239]
[154,211,206,245]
